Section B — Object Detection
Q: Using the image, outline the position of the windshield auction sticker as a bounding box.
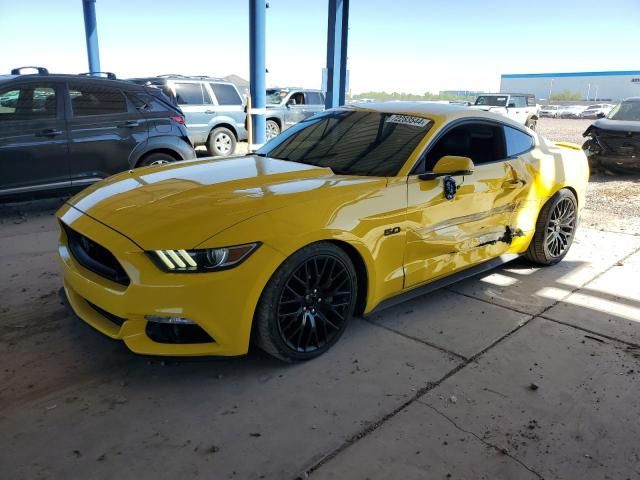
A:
[385,114,431,128]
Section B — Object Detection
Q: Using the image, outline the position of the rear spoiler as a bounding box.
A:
[554,142,581,150]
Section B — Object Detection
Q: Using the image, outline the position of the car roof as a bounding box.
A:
[0,73,145,90]
[478,92,534,97]
[342,101,530,129]
[131,76,233,84]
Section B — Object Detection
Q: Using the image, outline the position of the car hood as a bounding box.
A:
[66,156,376,250]
[589,118,640,133]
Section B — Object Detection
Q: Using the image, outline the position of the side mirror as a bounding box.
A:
[419,156,474,181]
[507,102,516,108]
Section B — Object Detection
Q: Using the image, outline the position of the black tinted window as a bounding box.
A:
[258,110,432,176]
[0,85,57,121]
[306,92,323,105]
[127,92,173,112]
[423,122,506,170]
[70,84,127,116]
[175,83,205,105]
[211,83,242,105]
[504,126,534,157]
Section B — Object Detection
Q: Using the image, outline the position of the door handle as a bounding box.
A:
[204,110,216,114]
[117,120,140,128]
[36,128,63,137]
[502,179,526,189]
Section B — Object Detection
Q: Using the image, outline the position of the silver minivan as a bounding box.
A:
[130,75,247,156]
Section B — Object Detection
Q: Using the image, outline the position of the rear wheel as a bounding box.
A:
[525,189,577,265]
[138,152,176,167]
[207,127,236,156]
[253,242,357,362]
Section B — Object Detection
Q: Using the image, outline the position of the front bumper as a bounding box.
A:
[57,204,284,356]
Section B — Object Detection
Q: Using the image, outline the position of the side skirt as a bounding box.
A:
[367,253,521,315]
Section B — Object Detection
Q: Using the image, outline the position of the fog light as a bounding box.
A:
[145,315,195,325]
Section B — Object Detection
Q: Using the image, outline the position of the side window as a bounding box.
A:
[0,85,57,121]
[288,92,306,105]
[422,122,506,171]
[127,92,172,112]
[69,84,127,116]
[174,83,205,105]
[210,83,242,105]
[509,96,527,108]
[305,92,322,105]
[504,126,534,157]
[526,96,536,106]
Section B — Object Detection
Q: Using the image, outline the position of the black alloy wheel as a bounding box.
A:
[254,243,357,361]
[545,196,577,258]
[525,189,578,265]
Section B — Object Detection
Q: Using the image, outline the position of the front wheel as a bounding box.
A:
[253,242,358,362]
[526,118,537,130]
[207,127,236,156]
[266,119,280,141]
[525,189,578,265]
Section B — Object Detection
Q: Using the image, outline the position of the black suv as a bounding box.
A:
[0,67,196,199]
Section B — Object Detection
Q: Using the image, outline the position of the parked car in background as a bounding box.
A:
[583,97,640,174]
[470,93,539,130]
[265,88,325,140]
[540,105,562,118]
[580,104,614,119]
[0,67,195,200]
[559,105,587,119]
[129,75,247,156]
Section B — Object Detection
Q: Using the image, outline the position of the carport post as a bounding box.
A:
[82,0,101,74]
[249,0,267,150]
[325,0,349,108]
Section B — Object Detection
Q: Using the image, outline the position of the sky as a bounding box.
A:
[1,0,639,94]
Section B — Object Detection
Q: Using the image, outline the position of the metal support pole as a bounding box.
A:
[325,0,349,109]
[249,0,267,150]
[82,0,101,74]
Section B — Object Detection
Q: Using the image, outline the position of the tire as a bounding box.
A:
[253,242,358,362]
[525,118,537,130]
[207,127,236,157]
[266,119,280,141]
[138,152,176,167]
[525,189,578,266]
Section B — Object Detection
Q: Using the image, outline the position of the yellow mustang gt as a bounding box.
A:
[57,103,588,361]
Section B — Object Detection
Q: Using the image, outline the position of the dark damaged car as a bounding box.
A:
[583,97,640,174]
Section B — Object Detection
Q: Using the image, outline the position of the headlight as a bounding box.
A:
[149,243,261,272]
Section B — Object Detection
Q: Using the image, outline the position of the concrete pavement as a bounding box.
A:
[1,199,639,480]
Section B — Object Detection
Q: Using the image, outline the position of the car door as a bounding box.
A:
[174,81,212,145]
[404,120,532,288]
[284,91,307,127]
[207,82,246,135]
[0,80,69,195]
[304,91,325,119]
[507,95,528,124]
[66,82,147,187]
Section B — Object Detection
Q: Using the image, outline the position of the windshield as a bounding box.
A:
[475,95,508,106]
[607,101,640,121]
[266,89,287,105]
[256,110,433,177]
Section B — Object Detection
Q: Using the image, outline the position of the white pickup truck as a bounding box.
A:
[469,93,540,130]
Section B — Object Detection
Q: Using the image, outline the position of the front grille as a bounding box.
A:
[62,223,130,286]
[146,322,215,344]
[87,301,126,327]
